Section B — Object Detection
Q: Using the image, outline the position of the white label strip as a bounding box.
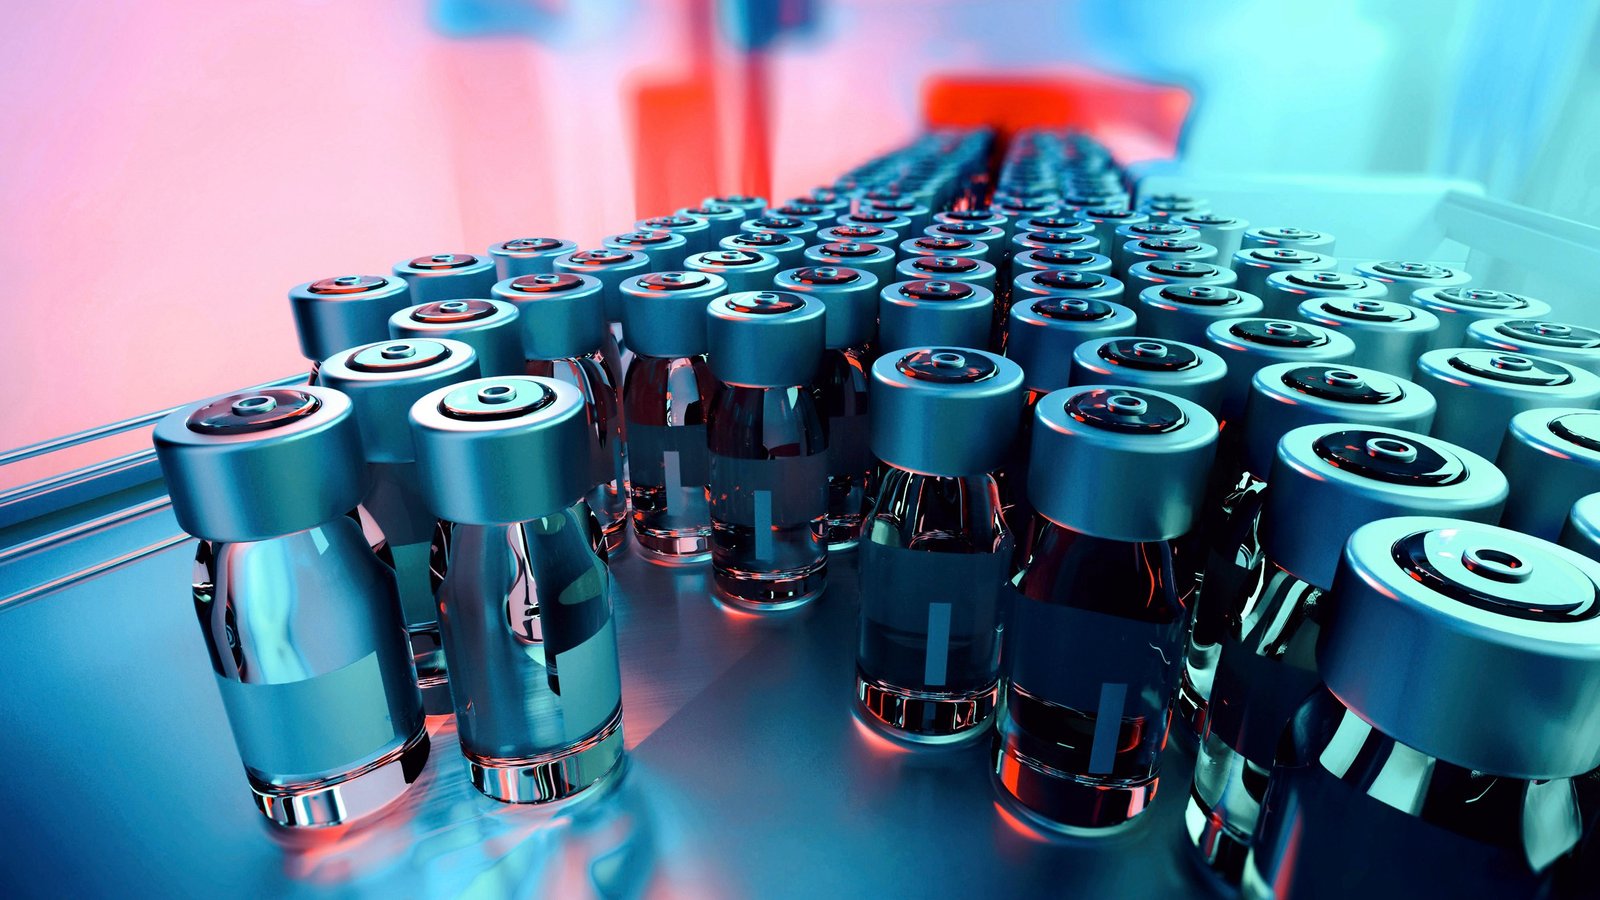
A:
[1089,682,1127,775]
[924,602,952,686]
[664,450,684,517]
[754,489,774,560]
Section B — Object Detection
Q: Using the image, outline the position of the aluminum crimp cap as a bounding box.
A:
[552,248,651,321]
[1007,297,1138,392]
[1241,226,1335,254]
[685,248,780,295]
[317,338,481,463]
[153,385,366,543]
[1356,257,1465,299]
[774,265,879,350]
[1260,268,1386,318]
[1203,318,1356,425]
[704,194,768,218]
[490,272,605,361]
[870,347,1024,477]
[1011,230,1101,256]
[705,290,824,387]
[1115,221,1200,245]
[719,231,805,268]
[896,254,998,290]
[1352,259,1471,302]
[389,298,524,377]
[1264,425,1506,590]
[288,274,413,362]
[1136,283,1265,346]
[1498,408,1600,541]
[1241,361,1437,477]
[877,279,995,353]
[392,253,499,305]
[1410,287,1552,350]
[618,270,729,360]
[1231,246,1336,298]
[1029,385,1218,541]
[1012,268,1125,305]
[1466,317,1600,374]
[602,229,688,260]
[1011,248,1113,279]
[1295,296,1441,375]
[1560,493,1600,561]
[1413,348,1600,459]
[1324,516,1600,779]
[487,237,577,278]
[409,376,589,524]
[1069,337,1228,415]
[1121,237,1219,268]
[1123,259,1237,299]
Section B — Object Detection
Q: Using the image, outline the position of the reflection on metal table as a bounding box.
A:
[0,502,1203,898]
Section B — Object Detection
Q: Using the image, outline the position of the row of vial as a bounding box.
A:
[148,129,1600,898]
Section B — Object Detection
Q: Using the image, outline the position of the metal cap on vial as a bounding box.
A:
[1325,517,1600,779]
[317,338,481,464]
[773,266,879,350]
[389,298,524,377]
[1028,385,1218,542]
[1231,247,1336,299]
[289,275,414,362]
[1413,348,1600,458]
[487,237,577,279]
[1466,318,1600,374]
[1202,318,1356,425]
[1410,287,1552,350]
[618,271,728,360]
[1068,337,1228,416]
[869,347,1024,477]
[705,290,825,388]
[1240,362,1437,478]
[1352,260,1471,302]
[1295,297,1441,376]
[878,280,994,353]
[153,386,366,543]
[1137,284,1265,346]
[1497,408,1600,540]
[553,248,651,322]
[685,248,781,295]
[1006,297,1137,393]
[409,376,589,525]
[1261,269,1387,319]
[491,272,606,361]
[1264,425,1506,590]
[392,253,498,305]
[1240,226,1335,254]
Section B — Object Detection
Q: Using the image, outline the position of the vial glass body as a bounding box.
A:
[813,347,873,551]
[623,353,718,562]
[994,517,1189,833]
[193,514,429,827]
[434,499,624,803]
[1244,687,1594,900]
[707,383,829,610]
[856,466,1011,743]
[527,351,629,553]
[357,462,451,712]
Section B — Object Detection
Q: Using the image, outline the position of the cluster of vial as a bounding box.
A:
[148,127,1600,898]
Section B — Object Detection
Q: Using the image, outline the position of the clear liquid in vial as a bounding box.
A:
[856,467,1011,742]
[624,354,719,562]
[708,384,829,610]
[813,347,873,551]
[528,352,629,554]
[994,517,1189,833]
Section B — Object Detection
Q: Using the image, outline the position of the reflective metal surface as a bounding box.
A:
[1,501,1205,897]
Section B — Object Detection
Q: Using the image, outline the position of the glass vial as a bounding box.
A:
[411,376,625,802]
[495,271,630,553]
[153,387,429,828]
[318,337,482,714]
[776,264,882,552]
[618,271,728,562]
[1244,519,1600,899]
[856,347,1024,743]
[705,290,830,610]
[995,385,1216,833]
